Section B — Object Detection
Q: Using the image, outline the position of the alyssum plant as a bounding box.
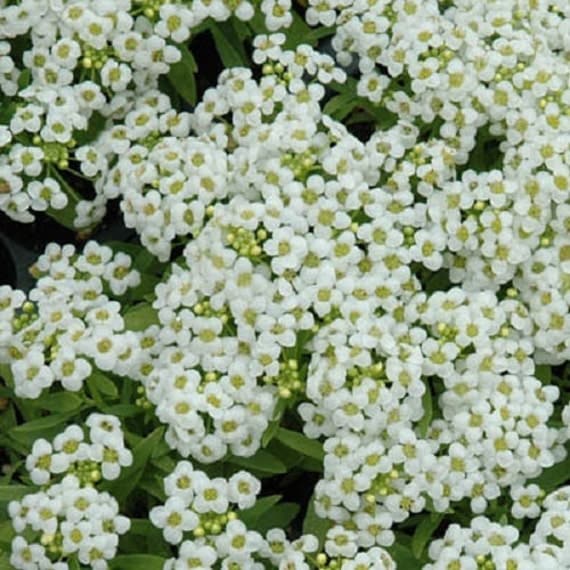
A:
[1,0,570,569]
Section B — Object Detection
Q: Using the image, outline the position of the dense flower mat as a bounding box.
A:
[1,0,570,569]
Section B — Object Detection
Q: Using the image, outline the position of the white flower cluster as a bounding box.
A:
[424,486,570,569]
[24,413,133,485]
[0,0,183,224]
[8,414,131,570]
[153,460,395,570]
[0,241,140,398]
[0,0,292,226]
[308,287,570,539]
[298,0,570,363]
[75,40,347,261]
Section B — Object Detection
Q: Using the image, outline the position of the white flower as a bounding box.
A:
[12,349,54,399]
[325,526,358,558]
[228,471,261,509]
[150,496,199,544]
[192,476,230,514]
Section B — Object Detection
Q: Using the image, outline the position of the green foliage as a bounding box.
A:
[109,555,167,569]
[123,303,159,331]
[210,22,250,68]
[104,426,165,505]
[167,44,197,106]
[302,493,330,549]
[412,513,444,560]
[417,383,433,438]
[240,495,282,527]
[229,449,287,476]
[276,427,324,462]
[0,485,31,501]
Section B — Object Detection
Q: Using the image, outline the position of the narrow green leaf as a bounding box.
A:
[74,112,106,146]
[535,365,552,383]
[239,495,282,527]
[45,167,83,231]
[261,420,280,448]
[99,404,142,418]
[130,518,165,539]
[389,542,418,568]
[229,449,287,475]
[282,11,314,49]
[412,513,443,560]
[0,364,10,380]
[324,92,358,121]
[302,494,330,549]
[0,551,12,570]
[167,44,197,106]
[109,555,166,570]
[87,371,119,399]
[0,485,31,501]
[417,383,433,438]
[276,428,324,462]
[210,23,249,68]
[123,303,159,331]
[104,426,165,503]
[529,448,570,493]
[28,392,83,413]
[10,412,75,442]
[256,503,300,533]
[17,69,31,90]
[0,520,15,548]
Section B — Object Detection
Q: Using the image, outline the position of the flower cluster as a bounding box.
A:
[0,0,297,226]
[425,486,570,569]
[153,460,396,569]
[1,0,570,568]
[8,414,131,570]
[297,0,570,363]
[0,241,140,398]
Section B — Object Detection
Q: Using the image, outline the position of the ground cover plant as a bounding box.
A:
[1,0,570,569]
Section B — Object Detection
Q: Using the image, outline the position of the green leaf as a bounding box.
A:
[99,404,142,418]
[0,363,13,387]
[123,303,159,331]
[28,392,83,413]
[17,69,31,90]
[261,420,280,448]
[87,371,119,399]
[74,112,106,146]
[529,448,570,493]
[9,412,75,443]
[276,428,324,462]
[104,426,165,503]
[130,518,165,539]
[240,495,282,527]
[229,449,287,475]
[0,485,31,501]
[167,44,197,106]
[417,383,433,438]
[0,101,17,126]
[535,365,552,383]
[255,503,300,533]
[389,542,418,568]
[282,11,314,49]
[302,494,330,549]
[0,520,15,548]
[109,555,167,570]
[324,92,358,121]
[0,551,12,570]
[412,513,443,560]
[45,167,84,230]
[210,23,249,68]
